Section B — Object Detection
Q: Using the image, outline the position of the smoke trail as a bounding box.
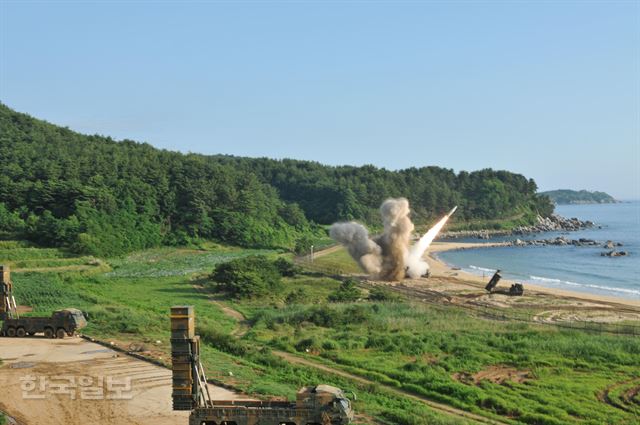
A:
[405,208,456,278]
[330,199,456,281]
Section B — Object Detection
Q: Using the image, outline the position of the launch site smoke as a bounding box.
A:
[329,198,457,281]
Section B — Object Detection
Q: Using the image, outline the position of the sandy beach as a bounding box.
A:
[425,241,640,309]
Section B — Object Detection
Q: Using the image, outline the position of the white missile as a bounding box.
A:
[447,206,458,217]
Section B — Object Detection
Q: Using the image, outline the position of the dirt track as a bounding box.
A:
[0,336,243,425]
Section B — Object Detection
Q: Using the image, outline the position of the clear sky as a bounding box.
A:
[1,1,638,199]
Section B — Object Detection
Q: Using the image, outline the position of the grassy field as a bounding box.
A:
[2,241,466,424]
[305,247,363,274]
[2,240,639,424]
[246,301,640,424]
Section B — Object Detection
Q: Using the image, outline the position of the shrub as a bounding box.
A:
[369,286,401,302]
[210,255,282,298]
[294,235,313,255]
[328,278,362,302]
[295,336,322,352]
[285,288,309,304]
[273,257,301,277]
[199,325,249,356]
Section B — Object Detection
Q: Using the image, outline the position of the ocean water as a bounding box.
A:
[437,202,640,300]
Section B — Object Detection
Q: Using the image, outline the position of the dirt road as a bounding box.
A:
[0,336,243,425]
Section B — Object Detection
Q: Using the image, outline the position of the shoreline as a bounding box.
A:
[427,241,640,308]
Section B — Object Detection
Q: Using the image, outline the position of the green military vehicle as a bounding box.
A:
[0,265,87,338]
[189,385,354,425]
[170,306,354,425]
[1,308,87,338]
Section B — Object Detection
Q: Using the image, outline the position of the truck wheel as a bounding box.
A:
[44,328,54,339]
[6,327,16,337]
[16,328,26,337]
[56,328,66,339]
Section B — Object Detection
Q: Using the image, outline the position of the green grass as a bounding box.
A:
[308,247,362,274]
[0,246,73,261]
[2,240,640,425]
[246,301,640,425]
[105,245,275,278]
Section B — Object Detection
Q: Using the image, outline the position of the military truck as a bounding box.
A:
[0,265,87,338]
[1,308,87,338]
[170,306,354,425]
[189,385,353,425]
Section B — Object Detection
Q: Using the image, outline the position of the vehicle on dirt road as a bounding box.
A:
[1,308,87,338]
[1,265,87,338]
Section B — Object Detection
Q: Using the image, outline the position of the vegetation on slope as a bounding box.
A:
[539,190,617,205]
[1,103,552,256]
[3,241,639,424]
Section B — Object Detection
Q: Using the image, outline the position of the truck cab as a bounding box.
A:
[53,308,87,333]
[296,385,354,424]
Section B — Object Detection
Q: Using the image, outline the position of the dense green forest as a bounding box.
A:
[539,189,617,205]
[0,103,553,256]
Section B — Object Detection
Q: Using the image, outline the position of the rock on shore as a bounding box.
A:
[601,250,628,257]
[440,214,594,240]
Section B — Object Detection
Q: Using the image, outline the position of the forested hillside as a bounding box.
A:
[212,156,553,224]
[540,189,617,205]
[0,104,553,256]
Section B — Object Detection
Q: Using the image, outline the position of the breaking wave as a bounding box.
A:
[469,265,496,273]
[529,275,640,296]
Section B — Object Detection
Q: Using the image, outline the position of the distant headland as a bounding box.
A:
[539,189,618,205]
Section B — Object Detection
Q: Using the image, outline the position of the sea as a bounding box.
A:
[437,201,640,300]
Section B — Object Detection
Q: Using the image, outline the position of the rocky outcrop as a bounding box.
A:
[440,214,595,240]
[603,240,623,249]
[515,214,595,233]
[510,236,600,247]
[601,250,628,257]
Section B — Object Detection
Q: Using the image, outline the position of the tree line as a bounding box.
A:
[0,103,553,256]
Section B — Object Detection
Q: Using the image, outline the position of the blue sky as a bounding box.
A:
[1,1,638,199]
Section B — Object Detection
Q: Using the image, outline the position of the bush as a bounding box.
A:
[285,288,309,304]
[328,278,362,302]
[210,255,282,299]
[199,325,250,356]
[295,336,323,352]
[273,257,300,277]
[294,235,313,255]
[369,286,401,302]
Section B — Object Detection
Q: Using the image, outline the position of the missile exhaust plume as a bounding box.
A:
[329,198,457,281]
[405,206,457,278]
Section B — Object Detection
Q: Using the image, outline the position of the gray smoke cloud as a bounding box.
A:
[330,198,424,281]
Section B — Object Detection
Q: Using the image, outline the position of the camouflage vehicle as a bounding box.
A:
[1,265,87,338]
[190,385,353,425]
[170,306,354,425]
[1,308,87,338]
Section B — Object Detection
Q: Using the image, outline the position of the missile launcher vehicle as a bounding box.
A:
[0,265,86,338]
[170,305,354,425]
